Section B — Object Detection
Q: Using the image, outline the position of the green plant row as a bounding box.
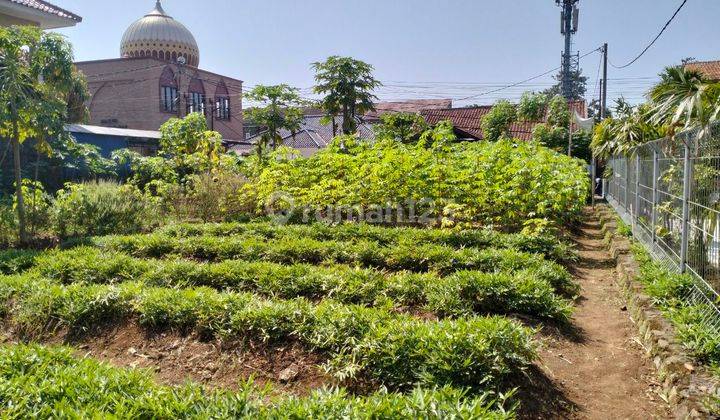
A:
[0,344,514,419]
[0,275,536,392]
[32,247,572,321]
[0,249,39,275]
[76,234,579,296]
[158,221,574,262]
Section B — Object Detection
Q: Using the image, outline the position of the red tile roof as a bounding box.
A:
[685,60,720,81]
[365,99,452,121]
[421,100,587,141]
[7,0,82,21]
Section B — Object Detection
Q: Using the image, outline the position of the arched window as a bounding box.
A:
[152,50,158,59]
[159,51,165,61]
[140,50,146,57]
[188,74,205,114]
[214,80,231,120]
[159,66,178,113]
[171,51,177,62]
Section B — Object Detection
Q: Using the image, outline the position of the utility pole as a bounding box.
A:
[557,0,580,100]
[601,43,608,119]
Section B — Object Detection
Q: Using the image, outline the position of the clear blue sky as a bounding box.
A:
[55,0,719,107]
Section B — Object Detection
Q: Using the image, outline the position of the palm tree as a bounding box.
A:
[0,26,76,243]
[649,66,720,140]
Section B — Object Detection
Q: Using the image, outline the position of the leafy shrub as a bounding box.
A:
[0,344,512,418]
[166,171,254,222]
[51,181,161,237]
[248,133,588,230]
[481,100,517,141]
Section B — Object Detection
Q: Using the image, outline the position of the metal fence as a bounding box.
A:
[606,121,720,326]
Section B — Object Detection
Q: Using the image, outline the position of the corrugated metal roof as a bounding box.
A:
[246,115,375,148]
[66,124,161,139]
[6,0,81,21]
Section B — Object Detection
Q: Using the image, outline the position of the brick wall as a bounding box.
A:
[76,57,244,141]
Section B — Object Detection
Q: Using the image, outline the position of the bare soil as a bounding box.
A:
[2,323,332,396]
[519,210,671,419]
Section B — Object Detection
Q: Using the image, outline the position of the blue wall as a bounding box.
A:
[70,132,132,158]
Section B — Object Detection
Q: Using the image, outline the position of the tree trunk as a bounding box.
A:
[11,118,27,244]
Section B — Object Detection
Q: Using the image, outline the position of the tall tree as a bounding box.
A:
[312,56,381,135]
[542,68,588,101]
[245,84,304,160]
[0,26,76,243]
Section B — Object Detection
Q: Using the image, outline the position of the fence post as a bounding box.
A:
[635,152,641,220]
[651,148,659,246]
[624,157,629,210]
[680,142,691,273]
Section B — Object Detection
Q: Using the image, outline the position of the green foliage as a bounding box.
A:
[517,92,548,122]
[245,84,304,160]
[0,274,536,392]
[312,56,382,135]
[631,245,720,364]
[0,26,83,243]
[30,247,573,320]
[52,180,161,238]
[329,316,536,391]
[158,220,575,262]
[166,172,254,223]
[0,249,38,275]
[246,138,588,229]
[120,113,239,194]
[0,344,512,418]
[481,100,516,141]
[532,123,568,152]
[546,95,571,128]
[83,234,573,291]
[374,112,430,144]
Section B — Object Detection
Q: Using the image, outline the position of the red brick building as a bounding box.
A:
[75,1,244,142]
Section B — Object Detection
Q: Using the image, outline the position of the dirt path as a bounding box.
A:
[524,210,671,419]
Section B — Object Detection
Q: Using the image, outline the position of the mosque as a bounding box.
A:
[75,1,245,145]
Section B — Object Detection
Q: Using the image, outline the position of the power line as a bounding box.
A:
[457,47,602,101]
[610,0,689,69]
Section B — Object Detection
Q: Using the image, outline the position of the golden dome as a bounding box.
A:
[120,1,199,67]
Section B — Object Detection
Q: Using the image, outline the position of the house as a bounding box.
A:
[685,60,720,81]
[66,124,161,158]
[74,1,245,143]
[236,115,375,157]
[421,100,588,141]
[0,0,81,28]
[364,99,453,123]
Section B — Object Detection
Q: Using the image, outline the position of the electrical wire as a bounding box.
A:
[457,47,603,101]
[610,0,689,69]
